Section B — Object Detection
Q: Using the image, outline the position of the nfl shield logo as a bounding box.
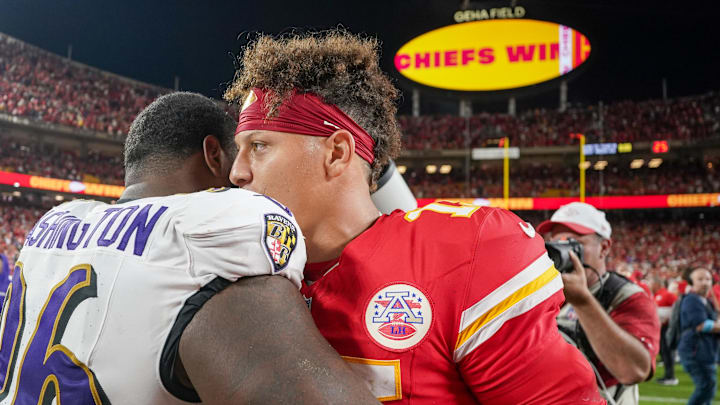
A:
[364,282,434,351]
[263,214,298,272]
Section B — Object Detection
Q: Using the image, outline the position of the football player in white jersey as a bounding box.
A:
[0,92,378,404]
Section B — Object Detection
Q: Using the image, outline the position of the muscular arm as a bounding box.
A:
[572,293,652,384]
[179,275,379,405]
[564,253,652,385]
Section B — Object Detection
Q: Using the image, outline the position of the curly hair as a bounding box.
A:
[224,29,402,186]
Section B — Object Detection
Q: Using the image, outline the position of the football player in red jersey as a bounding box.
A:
[225,30,605,404]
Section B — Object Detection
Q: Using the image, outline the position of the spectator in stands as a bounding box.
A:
[649,276,679,385]
[404,159,716,199]
[0,133,124,185]
[678,266,720,405]
[2,29,719,148]
[0,33,167,137]
[399,91,720,149]
[0,200,46,262]
[711,274,720,311]
[0,253,11,307]
[538,202,660,405]
[629,270,652,296]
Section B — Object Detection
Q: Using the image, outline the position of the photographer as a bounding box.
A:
[539,202,660,405]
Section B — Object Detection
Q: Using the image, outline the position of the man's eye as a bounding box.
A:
[251,142,266,151]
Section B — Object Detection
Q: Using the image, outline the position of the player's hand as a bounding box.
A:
[560,251,593,307]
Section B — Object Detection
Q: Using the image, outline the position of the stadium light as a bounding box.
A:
[13,182,19,187]
[439,164,452,174]
[648,158,663,169]
[579,161,591,170]
[630,159,645,169]
[594,160,608,171]
[397,165,407,174]
[425,164,438,174]
[651,140,669,154]
[618,143,633,153]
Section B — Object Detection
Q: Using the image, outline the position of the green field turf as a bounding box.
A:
[639,363,720,404]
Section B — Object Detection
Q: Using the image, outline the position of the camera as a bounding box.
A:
[545,239,584,273]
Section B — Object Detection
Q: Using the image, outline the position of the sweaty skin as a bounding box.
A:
[124,134,379,405]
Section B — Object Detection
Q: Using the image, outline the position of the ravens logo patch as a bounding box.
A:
[263,214,298,272]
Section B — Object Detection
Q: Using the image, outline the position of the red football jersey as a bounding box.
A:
[301,202,605,404]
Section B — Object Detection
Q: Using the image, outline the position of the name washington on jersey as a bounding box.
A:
[23,203,168,256]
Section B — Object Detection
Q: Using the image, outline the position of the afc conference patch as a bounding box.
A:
[263,213,298,273]
[364,282,434,352]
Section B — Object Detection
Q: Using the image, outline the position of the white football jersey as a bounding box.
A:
[0,188,306,404]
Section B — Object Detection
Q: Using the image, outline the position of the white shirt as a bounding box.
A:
[0,188,305,404]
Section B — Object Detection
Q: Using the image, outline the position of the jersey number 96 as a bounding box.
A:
[0,263,109,404]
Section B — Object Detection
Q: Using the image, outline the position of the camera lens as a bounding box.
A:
[547,246,563,271]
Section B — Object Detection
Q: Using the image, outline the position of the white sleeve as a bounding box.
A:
[182,190,306,288]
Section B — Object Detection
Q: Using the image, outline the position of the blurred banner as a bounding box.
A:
[417,194,720,210]
[2,170,718,209]
[0,171,124,198]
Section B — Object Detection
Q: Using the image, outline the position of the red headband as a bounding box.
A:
[235,88,376,164]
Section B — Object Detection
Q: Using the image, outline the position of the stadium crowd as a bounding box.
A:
[399,91,720,149]
[1,30,719,317]
[0,133,123,185]
[608,217,720,282]
[0,198,45,264]
[0,197,716,292]
[0,33,167,137]
[405,160,718,198]
[1,130,716,196]
[1,33,718,149]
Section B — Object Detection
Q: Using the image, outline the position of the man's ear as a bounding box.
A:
[323,130,355,178]
[600,238,612,260]
[202,135,226,179]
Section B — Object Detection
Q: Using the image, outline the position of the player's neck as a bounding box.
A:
[120,180,187,201]
[121,157,225,200]
[303,194,380,263]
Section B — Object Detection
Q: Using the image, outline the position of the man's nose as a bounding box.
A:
[230,158,252,187]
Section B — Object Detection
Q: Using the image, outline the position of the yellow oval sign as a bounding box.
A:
[394,19,591,91]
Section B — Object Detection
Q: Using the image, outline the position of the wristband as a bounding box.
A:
[702,320,715,333]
